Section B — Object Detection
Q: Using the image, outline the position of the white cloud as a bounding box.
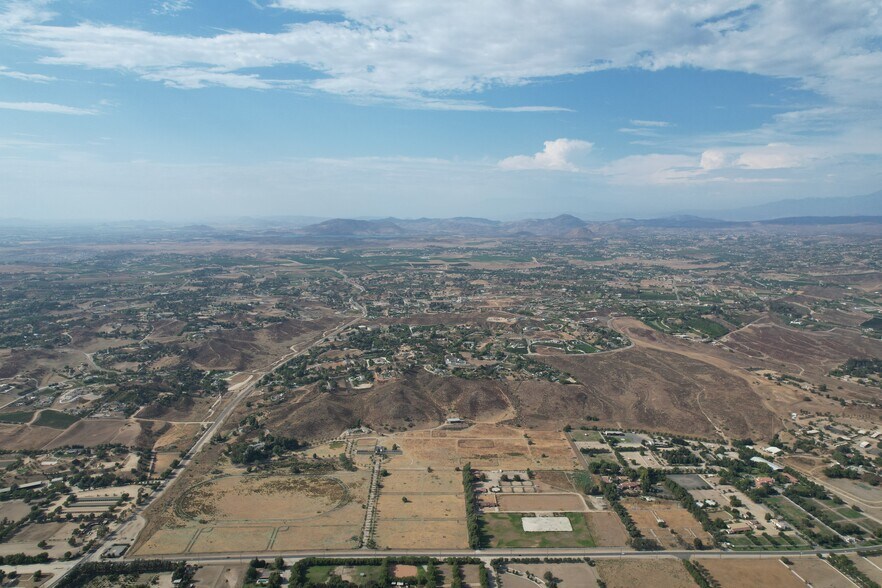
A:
[1,1,879,112]
[499,139,592,172]
[152,1,192,16]
[0,101,95,115]
[735,143,806,169]
[699,149,730,170]
[630,119,671,127]
[0,66,55,82]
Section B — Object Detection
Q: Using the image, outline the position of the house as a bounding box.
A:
[763,446,783,456]
[727,522,752,534]
[754,476,775,488]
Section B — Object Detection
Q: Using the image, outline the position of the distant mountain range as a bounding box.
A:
[297,214,596,238]
[705,189,882,221]
[292,210,882,238]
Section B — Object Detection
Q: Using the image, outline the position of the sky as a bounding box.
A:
[1,0,881,221]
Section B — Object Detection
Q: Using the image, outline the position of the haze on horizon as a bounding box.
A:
[1,1,881,221]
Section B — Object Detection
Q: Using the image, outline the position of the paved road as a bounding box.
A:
[119,543,882,565]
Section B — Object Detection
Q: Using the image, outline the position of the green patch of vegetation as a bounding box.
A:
[0,411,34,424]
[684,317,729,338]
[481,512,596,548]
[860,316,882,330]
[33,410,80,429]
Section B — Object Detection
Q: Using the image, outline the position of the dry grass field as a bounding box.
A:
[387,424,577,470]
[595,559,698,588]
[135,470,369,555]
[508,563,601,587]
[376,519,470,549]
[45,418,142,448]
[696,559,804,588]
[622,499,712,549]
[789,557,854,588]
[584,512,631,546]
[496,493,587,512]
[375,466,469,549]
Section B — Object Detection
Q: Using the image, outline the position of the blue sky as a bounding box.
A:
[1,0,881,220]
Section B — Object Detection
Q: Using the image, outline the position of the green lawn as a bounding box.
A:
[482,512,596,548]
[570,430,603,442]
[305,565,384,586]
[836,507,864,519]
[0,411,34,424]
[33,410,80,429]
[306,566,334,584]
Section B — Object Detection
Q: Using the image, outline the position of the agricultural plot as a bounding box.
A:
[850,555,882,584]
[697,558,804,588]
[387,425,577,470]
[622,499,712,550]
[789,557,854,588]
[508,563,601,587]
[595,559,698,588]
[135,470,369,555]
[495,493,588,512]
[584,512,631,546]
[375,469,469,549]
[620,450,662,469]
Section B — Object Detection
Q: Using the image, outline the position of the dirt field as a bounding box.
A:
[595,559,697,588]
[851,555,882,584]
[45,418,142,448]
[178,474,348,522]
[0,423,63,450]
[387,424,577,470]
[496,493,587,512]
[790,557,854,588]
[136,470,369,555]
[380,470,462,494]
[0,499,31,521]
[376,493,464,521]
[152,451,179,475]
[622,499,712,549]
[375,519,469,549]
[509,563,601,587]
[152,422,202,452]
[697,559,804,588]
[584,512,630,547]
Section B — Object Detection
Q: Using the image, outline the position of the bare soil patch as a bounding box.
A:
[790,557,853,588]
[595,559,697,588]
[623,499,712,550]
[697,558,803,588]
[178,475,348,522]
[496,493,586,512]
[584,512,630,546]
[45,418,143,448]
[375,519,469,549]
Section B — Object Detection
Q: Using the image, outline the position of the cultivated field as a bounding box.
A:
[495,493,588,512]
[135,470,369,555]
[508,563,601,587]
[584,512,631,546]
[375,467,469,549]
[789,557,854,588]
[622,499,712,549]
[696,558,804,588]
[387,424,578,470]
[595,559,698,588]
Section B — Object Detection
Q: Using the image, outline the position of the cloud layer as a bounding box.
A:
[1,1,880,111]
[499,139,592,172]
